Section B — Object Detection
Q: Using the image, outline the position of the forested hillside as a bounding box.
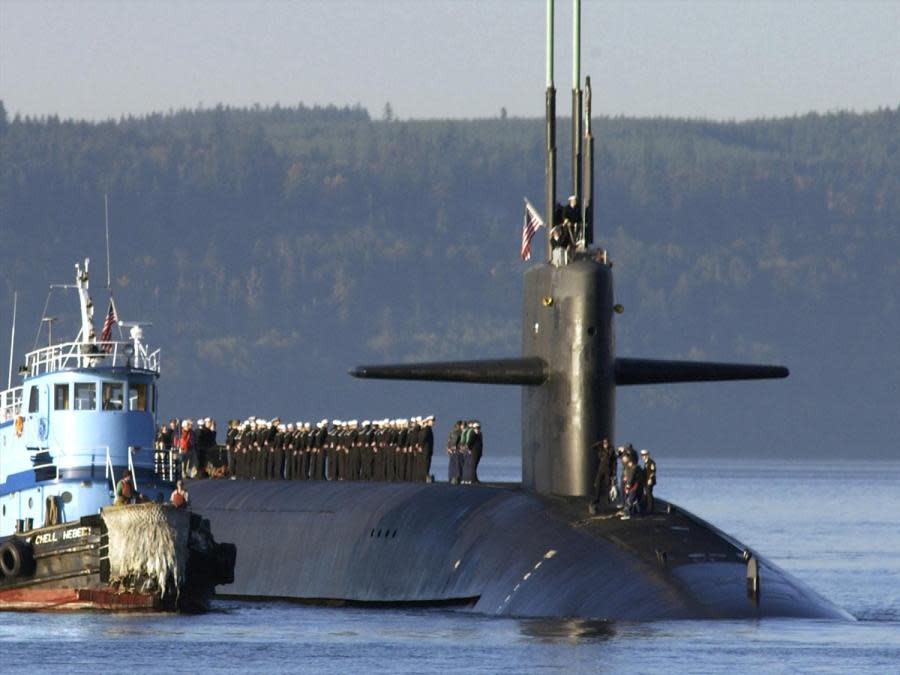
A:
[1,102,898,457]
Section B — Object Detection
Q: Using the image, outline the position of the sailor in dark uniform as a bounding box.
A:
[460,421,474,484]
[251,420,264,479]
[397,419,410,481]
[407,418,420,481]
[588,438,614,514]
[385,420,397,481]
[224,420,238,478]
[422,416,435,481]
[471,421,483,483]
[373,420,387,481]
[271,423,286,479]
[300,422,312,480]
[325,421,338,480]
[309,420,326,480]
[640,449,656,513]
[447,420,462,485]
[346,420,360,480]
[359,421,373,481]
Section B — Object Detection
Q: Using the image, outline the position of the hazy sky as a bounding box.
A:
[1,0,898,122]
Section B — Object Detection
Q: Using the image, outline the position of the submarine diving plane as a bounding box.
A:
[187,1,850,621]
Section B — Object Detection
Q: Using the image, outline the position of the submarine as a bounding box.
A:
[188,0,851,621]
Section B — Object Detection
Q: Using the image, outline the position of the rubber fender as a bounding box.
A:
[0,539,35,579]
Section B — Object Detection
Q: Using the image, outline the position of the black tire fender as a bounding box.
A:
[0,539,34,579]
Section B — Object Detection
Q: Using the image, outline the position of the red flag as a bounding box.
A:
[100,299,118,352]
[520,198,545,261]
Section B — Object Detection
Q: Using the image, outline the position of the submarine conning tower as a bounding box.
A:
[350,0,788,498]
[522,255,614,496]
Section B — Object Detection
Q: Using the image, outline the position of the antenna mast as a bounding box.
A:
[7,292,17,389]
[544,0,557,261]
[105,193,112,290]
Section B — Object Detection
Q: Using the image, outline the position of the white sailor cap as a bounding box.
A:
[362,420,370,426]
[640,449,649,456]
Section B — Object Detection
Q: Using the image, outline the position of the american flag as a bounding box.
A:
[100,298,118,352]
[520,198,545,261]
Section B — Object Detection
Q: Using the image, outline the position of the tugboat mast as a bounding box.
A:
[74,258,96,348]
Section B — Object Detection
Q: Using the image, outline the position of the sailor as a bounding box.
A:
[373,420,387,481]
[359,421,373,481]
[615,446,628,507]
[178,419,196,480]
[236,420,252,479]
[114,469,135,506]
[154,424,167,475]
[194,418,208,478]
[385,420,397,481]
[347,420,360,480]
[225,419,238,478]
[311,420,327,479]
[588,438,615,514]
[640,449,656,513]
[447,420,462,484]
[294,422,313,480]
[252,419,267,479]
[422,416,435,481]
[470,421,483,483]
[563,194,580,241]
[271,423,286,479]
[170,479,190,508]
[325,421,338,480]
[460,421,474,484]
[621,452,645,520]
[408,417,421,481]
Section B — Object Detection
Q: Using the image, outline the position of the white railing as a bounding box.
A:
[24,340,160,377]
[0,386,23,422]
[104,446,141,495]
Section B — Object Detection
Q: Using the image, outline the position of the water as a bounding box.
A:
[3,457,898,674]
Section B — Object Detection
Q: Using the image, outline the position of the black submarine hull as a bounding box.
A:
[188,480,850,621]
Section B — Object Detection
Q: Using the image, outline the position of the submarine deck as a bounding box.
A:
[187,479,850,621]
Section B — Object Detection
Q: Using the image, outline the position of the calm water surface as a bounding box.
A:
[2,457,898,674]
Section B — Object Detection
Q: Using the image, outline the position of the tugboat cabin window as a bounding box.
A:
[28,387,39,413]
[54,384,70,410]
[74,382,96,411]
[129,383,148,412]
[102,382,124,411]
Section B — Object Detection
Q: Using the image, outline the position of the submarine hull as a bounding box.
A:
[187,480,849,620]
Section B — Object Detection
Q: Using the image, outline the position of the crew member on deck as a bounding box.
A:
[447,420,462,485]
[114,469,135,506]
[588,438,615,514]
[170,479,190,508]
[640,449,656,513]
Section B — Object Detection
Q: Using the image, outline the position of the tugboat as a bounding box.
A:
[0,259,235,611]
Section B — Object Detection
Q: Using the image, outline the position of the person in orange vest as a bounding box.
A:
[170,479,190,509]
[114,469,135,506]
